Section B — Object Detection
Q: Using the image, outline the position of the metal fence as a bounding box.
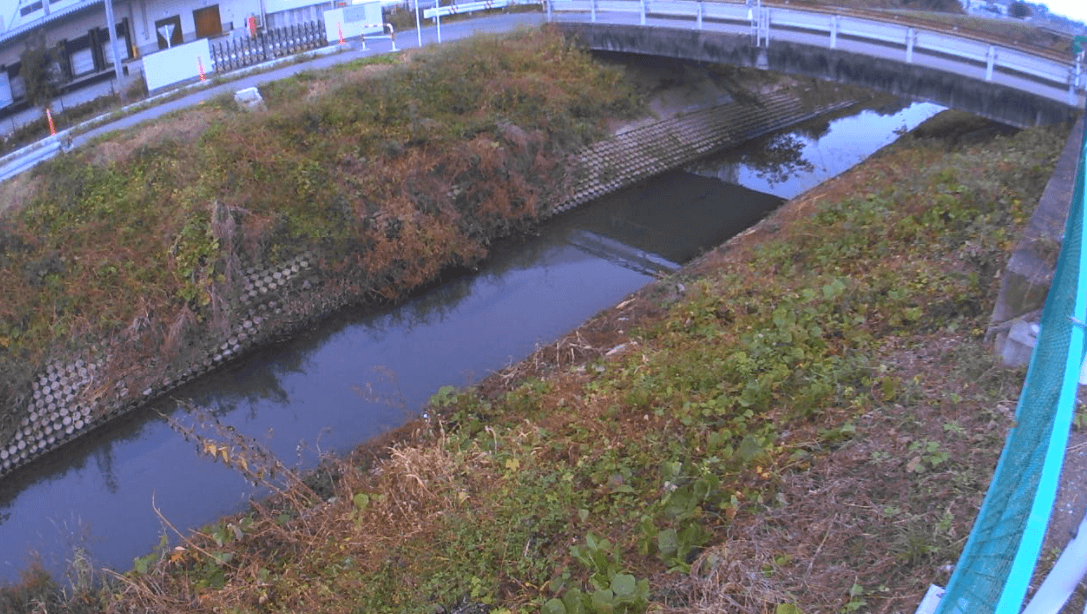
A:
[210,22,327,74]
[936,106,1087,613]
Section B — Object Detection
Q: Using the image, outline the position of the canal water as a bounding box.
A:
[0,99,943,582]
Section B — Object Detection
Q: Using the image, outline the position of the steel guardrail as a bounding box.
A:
[548,0,1086,107]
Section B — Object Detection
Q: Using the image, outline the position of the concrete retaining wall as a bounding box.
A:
[1,254,316,475]
[990,116,1085,366]
[551,90,863,215]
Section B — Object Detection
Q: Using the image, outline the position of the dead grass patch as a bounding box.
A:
[0,172,43,217]
[84,107,227,167]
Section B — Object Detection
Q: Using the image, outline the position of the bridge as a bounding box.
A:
[547,0,1086,127]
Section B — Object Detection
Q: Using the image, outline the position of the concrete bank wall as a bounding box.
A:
[0,254,318,474]
[552,90,863,215]
[990,116,1086,365]
[0,94,862,479]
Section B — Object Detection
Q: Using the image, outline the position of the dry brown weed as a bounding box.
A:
[0,172,43,216]
[85,107,226,167]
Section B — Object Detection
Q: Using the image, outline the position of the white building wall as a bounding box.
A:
[2,0,331,63]
[264,0,332,28]
[129,0,263,56]
[0,0,331,111]
[269,3,329,29]
[1,10,123,70]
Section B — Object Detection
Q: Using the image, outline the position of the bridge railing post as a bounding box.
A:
[640,0,646,25]
[1072,59,1082,106]
[758,7,769,47]
[905,27,915,64]
[829,14,838,49]
[590,0,596,22]
[986,45,996,81]
[697,0,702,29]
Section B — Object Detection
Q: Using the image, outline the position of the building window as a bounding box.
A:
[19,1,43,17]
[154,15,183,49]
[9,74,26,101]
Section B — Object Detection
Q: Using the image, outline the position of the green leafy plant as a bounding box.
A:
[905,439,949,473]
[1074,403,1087,430]
[132,533,170,575]
[645,462,719,573]
[545,533,649,614]
[569,533,623,592]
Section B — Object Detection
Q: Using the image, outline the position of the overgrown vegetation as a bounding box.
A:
[0,30,642,434]
[18,29,66,115]
[1,110,1065,612]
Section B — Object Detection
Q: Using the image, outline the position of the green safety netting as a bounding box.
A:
[936,108,1087,614]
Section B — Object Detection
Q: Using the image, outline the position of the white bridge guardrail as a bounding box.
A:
[423,0,538,20]
[547,0,1087,107]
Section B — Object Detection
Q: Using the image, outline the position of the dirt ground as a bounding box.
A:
[1042,417,1087,611]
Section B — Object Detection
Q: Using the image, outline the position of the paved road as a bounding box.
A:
[0,11,545,182]
[72,12,546,148]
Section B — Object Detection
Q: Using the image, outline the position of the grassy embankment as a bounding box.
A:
[0,30,642,443]
[1,107,1068,611]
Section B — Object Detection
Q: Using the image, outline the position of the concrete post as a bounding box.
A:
[986,45,996,81]
[640,0,646,25]
[757,7,769,47]
[697,0,702,29]
[546,0,552,22]
[905,27,915,63]
[103,0,125,100]
[415,0,423,45]
[1072,56,1082,106]
[591,0,596,22]
[830,14,838,49]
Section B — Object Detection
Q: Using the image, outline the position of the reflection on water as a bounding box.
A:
[691,101,943,199]
[0,99,941,583]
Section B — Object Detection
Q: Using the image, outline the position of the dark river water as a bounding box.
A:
[0,99,943,582]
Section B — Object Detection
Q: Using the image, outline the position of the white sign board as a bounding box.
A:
[323,2,384,42]
[157,23,176,48]
[0,72,13,109]
[142,37,215,92]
